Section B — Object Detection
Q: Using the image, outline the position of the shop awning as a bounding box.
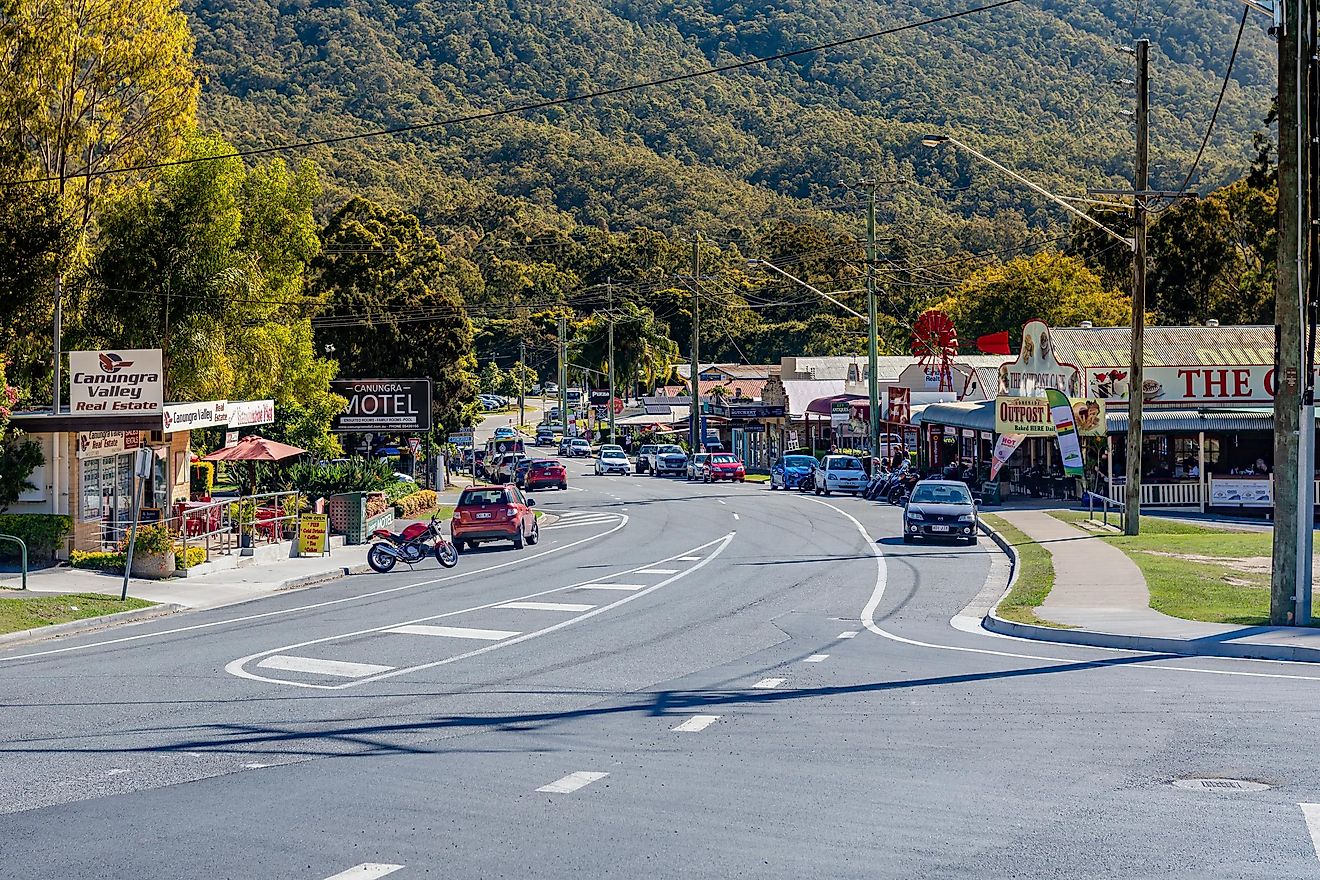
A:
[912,400,996,433]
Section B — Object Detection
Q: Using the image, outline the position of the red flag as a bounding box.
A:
[977,331,1012,355]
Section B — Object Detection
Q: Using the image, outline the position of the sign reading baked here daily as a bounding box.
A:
[68,349,163,414]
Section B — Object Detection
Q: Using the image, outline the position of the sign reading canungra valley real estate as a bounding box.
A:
[162,400,228,433]
[330,379,432,431]
[68,349,163,414]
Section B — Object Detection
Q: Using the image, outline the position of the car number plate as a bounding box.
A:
[930,524,950,532]
[475,512,493,519]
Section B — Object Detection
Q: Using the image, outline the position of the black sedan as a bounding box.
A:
[902,480,978,545]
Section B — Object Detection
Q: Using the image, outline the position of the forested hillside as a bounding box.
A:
[185,0,1274,243]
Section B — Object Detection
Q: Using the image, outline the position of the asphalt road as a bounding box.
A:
[5,446,1320,879]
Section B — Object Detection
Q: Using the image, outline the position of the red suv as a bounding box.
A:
[708,454,746,482]
[524,458,568,491]
[451,485,539,551]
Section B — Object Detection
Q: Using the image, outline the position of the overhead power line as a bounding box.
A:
[14,0,1023,186]
[1176,6,1250,194]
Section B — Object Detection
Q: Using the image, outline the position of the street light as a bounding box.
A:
[921,131,1145,532]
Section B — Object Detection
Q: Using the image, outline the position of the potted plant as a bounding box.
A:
[230,498,257,548]
[124,523,177,579]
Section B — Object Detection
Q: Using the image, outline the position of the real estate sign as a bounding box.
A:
[68,349,163,415]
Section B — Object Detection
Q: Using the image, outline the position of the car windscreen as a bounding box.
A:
[530,460,559,469]
[712,455,737,463]
[911,485,971,504]
[783,455,816,467]
[458,489,505,506]
[602,450,626,458]
[659,445,683,454]
[829,457,864,470]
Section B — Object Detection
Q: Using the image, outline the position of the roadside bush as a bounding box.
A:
[70,550,125,570]
[285,458,395,498]
[177,546,207,569]
[384,480,417,504]
[393,490,437,518]
[189,461,215,498]
[366,492,388,519]
[120,523,176,556]
[0,513,72,562]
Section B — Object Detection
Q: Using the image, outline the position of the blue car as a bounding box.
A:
[770,454,817,490]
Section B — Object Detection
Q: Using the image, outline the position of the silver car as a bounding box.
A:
[814,454,868,496]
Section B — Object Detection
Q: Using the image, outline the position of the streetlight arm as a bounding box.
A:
[936,135,1136,251]
[751,260,867,320]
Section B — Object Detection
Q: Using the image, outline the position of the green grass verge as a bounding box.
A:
[0,592,156,635]
[982,514,1069,628]
[1046,510,1288,626]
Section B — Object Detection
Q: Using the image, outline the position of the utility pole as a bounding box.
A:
[690,237,701,452]
[607,278,616,443]
[558,315,568,439]
[864,180,881,460]
[1124,39,1150,537]
[518,338,526,430]
[1273,0,1311,624]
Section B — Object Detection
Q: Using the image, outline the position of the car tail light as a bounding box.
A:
[505,506,518,518]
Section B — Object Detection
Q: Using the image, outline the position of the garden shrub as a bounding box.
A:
[0,514,73,562]
[392,490,437,517]
[70,550,125,570]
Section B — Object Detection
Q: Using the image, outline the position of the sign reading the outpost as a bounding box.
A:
[331,379,432,431]
[996,396,1105,437]
[68,349,163,414]
[997,321,1081,397]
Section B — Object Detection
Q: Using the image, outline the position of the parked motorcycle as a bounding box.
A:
[367,512,458,573]
[887,472,920,505]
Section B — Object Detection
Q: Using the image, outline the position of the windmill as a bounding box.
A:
[911,310,959,392]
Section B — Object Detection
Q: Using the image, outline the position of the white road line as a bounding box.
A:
[242,762,274,769]
[387,625,520,641]
[256,655,393,678]
[227,534,735,689]
[717,499,726,505]
[3,510,629,664]
[637,568,678,575]
[574,583,644,591]
[679,556,702,561]
[804,654,829,663]
[497,601,595,612]
[733,512,740,520]
[1301,804,1320,862]
[837,631,859,639]
[753,677,786,689]
[320,865,405,880]
[537,771,609,794]
[672,714,721,733]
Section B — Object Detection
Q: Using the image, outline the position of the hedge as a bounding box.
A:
[0,514,73,562]
[71,545,207,572]
[393,489,437,518]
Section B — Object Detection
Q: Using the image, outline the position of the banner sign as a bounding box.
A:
[331,379,432,431]
[996,321,1080,397]
[1045,389,1084,476]
[887,387,911,425]
[162,400,227,433]
[989,433,1025,480]
[995,396,1105,437]
[1087,365,1317,405]
[298,513,330,556]
[68,349,163,415]
[227,399,275,428]
[1209,475,1272,508]
[76,430,141,459]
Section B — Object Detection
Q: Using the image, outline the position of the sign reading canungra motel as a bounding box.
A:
[68,349,163,414]
[330,379,432,431]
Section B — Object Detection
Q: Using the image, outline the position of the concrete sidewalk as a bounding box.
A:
[987,509,1320,663]
[1,540,370,611]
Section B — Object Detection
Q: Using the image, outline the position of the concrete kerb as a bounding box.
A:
[975,519,1320,664]
[0,602,185,648]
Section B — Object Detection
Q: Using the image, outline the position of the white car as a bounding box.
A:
[595,447,631,475]
[815,454,868,496]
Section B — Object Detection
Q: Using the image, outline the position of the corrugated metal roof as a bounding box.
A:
[1050,325,1277,368]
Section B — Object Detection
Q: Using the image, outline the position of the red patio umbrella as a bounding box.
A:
[203,434,307,492]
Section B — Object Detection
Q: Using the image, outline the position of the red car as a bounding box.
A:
[451,485,539,551]
[524,458,568,491]
[708,453,746,482]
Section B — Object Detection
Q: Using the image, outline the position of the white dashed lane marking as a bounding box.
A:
[753,677,786,689]
[537,771,609,794]
[320,865,405,880]
[672,714,721,733]
[497,601,595,612]
[637,568,678,575]
[387,625,520,640]
[804,654,829,663]
[679,556,702,561]
[574,583,644,591]
[838,631,859,639]
[256,656,393,678]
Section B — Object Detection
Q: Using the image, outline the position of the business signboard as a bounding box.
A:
[887,387,911,425]
[995,396,1106,437]
[227,399,275,428]
[298,513,330,556]
[331,379,432,431]
[68,349,163,415]
[162,400,228,433]
[996,321,1081,397]
[76,431,142,460]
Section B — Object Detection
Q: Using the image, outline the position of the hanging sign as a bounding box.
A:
[76,431,142,459]
[227,399,275,428]
[162,400,228,433]
[887,387,911,425]
[331,379,432,431]
[996,321,1080,397]
[68,349,163,414]
[996,396,1105,437]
